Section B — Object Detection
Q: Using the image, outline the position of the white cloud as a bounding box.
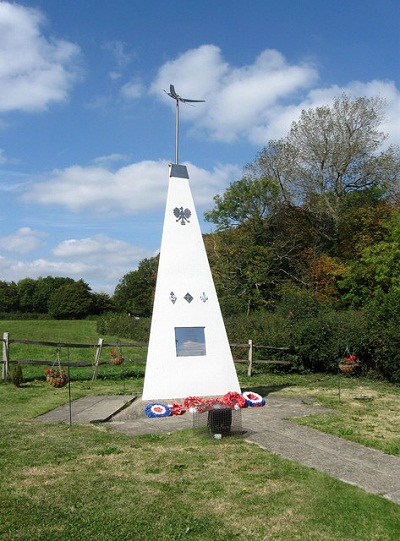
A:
[151,45,318,142]
[151,44,400,146]
[120,80,144,100]
[0,234,153,294]
[92,154,130,166]
[53,234,149,266]
[102,40,133,70]
[0,227,47,254]
[22,160,241,214]
[0,2,81,113]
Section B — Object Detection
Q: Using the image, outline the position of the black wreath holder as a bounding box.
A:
[46,348,69,388]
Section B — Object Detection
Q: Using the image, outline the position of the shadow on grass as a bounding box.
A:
[241,384,294,397]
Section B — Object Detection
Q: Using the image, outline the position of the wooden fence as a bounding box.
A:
[1,332,291,382]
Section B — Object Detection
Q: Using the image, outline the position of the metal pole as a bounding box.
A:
[68,347,72,426]
[175,99,179,164]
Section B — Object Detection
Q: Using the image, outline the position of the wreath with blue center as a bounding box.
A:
[144,403,171,418]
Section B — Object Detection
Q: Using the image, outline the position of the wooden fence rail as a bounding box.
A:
[1,333,291,382]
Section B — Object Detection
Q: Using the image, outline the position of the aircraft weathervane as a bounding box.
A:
[164,84,205,165]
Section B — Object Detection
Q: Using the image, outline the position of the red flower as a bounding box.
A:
[183,396,205,409]
[169,402,186,416]
[223,391,246,409]
[45,369,51,374]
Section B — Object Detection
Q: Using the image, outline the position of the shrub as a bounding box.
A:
[11,363,23,387]
[364,288,400,383]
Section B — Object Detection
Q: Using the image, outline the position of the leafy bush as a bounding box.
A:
[364,287,400,383]
[225,291,369,374]
[11,363,23,387]
[97,313,151,343]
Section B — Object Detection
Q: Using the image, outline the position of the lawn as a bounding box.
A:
[1,320,399,540]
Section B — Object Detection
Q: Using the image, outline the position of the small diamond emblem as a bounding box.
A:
[184,292,193,303]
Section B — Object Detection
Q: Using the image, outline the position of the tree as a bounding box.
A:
[248,94,400,226]
[91,292,114,315]
[113,256,159,317]
[48,279,93,319]
[204,94,400,313]
[339,210,400,308]
[16,278,37,312]
[33,276,75,313]
[0,281,19,312]
[204,175,281,233]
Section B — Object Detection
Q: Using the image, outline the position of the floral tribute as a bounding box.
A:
[168,402,186,416]
[242,391,265,407]
[144,403,171,418]
[144,391,265,418]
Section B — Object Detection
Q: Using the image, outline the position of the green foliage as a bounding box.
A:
[97,313,151,343]
[0,281,19,312]
[113,256,158,317]
[11,363,23,387]
[1,276,113,319]
[204,175,281,231]
[48,279,93,319]
[339,210,400,308]
[225,289,369,374]
[364,287,400,383]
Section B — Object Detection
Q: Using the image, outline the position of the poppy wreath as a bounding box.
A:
[183,396,206,412]
[144,403,171,418]
[242,391,265,407]
[223,391,246,409]
[195,397,225,414]
[168,402,186,416]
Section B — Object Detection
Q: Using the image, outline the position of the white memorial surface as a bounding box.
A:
[142,164,241,400]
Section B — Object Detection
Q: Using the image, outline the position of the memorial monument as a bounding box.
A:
[142,86,240,400]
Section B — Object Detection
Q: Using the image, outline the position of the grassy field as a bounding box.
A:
[1,320,400,540]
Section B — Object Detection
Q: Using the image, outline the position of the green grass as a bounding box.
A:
[1,320,400,539]
[1,418,399,540]
[237,369,400,457]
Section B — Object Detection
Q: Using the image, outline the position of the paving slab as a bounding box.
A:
[35,395,135,424]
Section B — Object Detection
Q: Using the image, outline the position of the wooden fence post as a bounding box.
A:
[91,338,104,382]
[247,339,253,377]
[2,332,9,382]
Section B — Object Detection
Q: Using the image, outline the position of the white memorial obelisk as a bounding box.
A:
[142,163,241,400]
[142,86,240,400]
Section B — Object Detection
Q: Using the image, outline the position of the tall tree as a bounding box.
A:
[48,279,93,319]
[248,94,400,226]
[113,256,158,317]
[204,94,400,312]
[204,176,281,233]
[17,278,37,312]
[0,281,19,312]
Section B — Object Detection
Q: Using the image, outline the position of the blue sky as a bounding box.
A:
[0,0,399,295]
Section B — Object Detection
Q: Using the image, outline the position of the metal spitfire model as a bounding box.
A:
[164,84,205,164]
